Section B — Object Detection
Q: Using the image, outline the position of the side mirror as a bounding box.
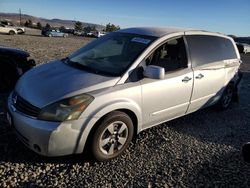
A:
[143,65,165,80]
[242,143,250,162]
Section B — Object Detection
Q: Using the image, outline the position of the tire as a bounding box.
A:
[0,64,19,93]
[9,30,15,35]
[218,84,234,110]
[242,143,250,162]
[49,34,52,37]
[91,111,134,161]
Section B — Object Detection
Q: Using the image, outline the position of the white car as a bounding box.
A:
[0,24,17,35]
[0,21,25,34]
[14,26,25,34]
[93,31,106,38]
[86,32,95,37]
[241,43,250,54]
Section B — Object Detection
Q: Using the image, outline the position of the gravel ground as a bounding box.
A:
[0,29,250,187]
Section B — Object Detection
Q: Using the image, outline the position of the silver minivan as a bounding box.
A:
[7,27,242,161]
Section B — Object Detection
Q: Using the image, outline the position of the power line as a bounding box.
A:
[19,8,22,26]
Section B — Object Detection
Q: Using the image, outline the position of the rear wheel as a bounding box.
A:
[218,84,234,110]
[17,29,24,34]
[91,111,134,161]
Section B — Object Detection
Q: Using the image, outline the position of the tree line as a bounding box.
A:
[74,21,120,32]
[23,19,120,32]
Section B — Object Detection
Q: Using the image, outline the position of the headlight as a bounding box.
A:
[38,94,94,122]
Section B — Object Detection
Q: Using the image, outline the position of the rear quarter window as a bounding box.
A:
[186,35,238,67]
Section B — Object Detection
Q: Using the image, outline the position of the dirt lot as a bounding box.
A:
[0,29,250,187]
[0,28,93,64]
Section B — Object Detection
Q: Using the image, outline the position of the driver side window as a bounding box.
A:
[146,37,188,72]
[127,37,188,82]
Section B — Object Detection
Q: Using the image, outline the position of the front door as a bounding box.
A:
[140,37,193,129]
[141,69,193,128]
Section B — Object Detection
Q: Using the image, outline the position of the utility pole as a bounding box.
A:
[19,8,22,26]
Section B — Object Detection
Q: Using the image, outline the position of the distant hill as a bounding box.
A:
[0,12,105,30]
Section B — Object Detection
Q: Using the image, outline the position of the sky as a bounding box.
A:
[0,0,250,36]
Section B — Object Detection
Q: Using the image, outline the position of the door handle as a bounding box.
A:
[182,77,192,83]
[195,73,204,79]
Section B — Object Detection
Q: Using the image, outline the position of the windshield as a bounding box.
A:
[67,32,157,76]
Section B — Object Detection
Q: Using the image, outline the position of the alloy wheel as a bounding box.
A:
[99,121,128,155]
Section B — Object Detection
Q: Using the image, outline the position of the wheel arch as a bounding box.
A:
[9,30,16,34]
[92,108,138,138]
[76,108,140,154]
[225,71,241,101]
[228,80,238,102]
[218,79,237,108]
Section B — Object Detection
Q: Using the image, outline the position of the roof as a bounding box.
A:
[118,27,196,37]
[0,46,29,57]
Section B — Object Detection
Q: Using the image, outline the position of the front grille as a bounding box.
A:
[13,92,41,117]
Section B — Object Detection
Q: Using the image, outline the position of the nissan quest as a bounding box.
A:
[6,27,242,161]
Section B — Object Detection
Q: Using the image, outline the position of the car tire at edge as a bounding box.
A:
[218,84,235,110]
[91,111,134,162]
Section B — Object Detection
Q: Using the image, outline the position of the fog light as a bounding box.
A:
[33,144,41,152]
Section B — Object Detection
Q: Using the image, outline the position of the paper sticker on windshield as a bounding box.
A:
[131,37,151,44]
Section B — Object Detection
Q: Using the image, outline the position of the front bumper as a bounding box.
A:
[7,93,94,156]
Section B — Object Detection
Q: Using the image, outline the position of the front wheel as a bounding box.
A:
[9,30,15,35]
[91,111,134,161]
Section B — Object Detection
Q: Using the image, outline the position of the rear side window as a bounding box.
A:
[186,35,238,67]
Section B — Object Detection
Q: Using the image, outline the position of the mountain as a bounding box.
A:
[0,12,104,30]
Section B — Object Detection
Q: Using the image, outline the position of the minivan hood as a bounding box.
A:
[15,60,120,107]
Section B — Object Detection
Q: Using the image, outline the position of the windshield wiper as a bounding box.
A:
[63,58,102,74]
[62,57,82,67]
[61,56,70,62]
[62,57,118,77]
